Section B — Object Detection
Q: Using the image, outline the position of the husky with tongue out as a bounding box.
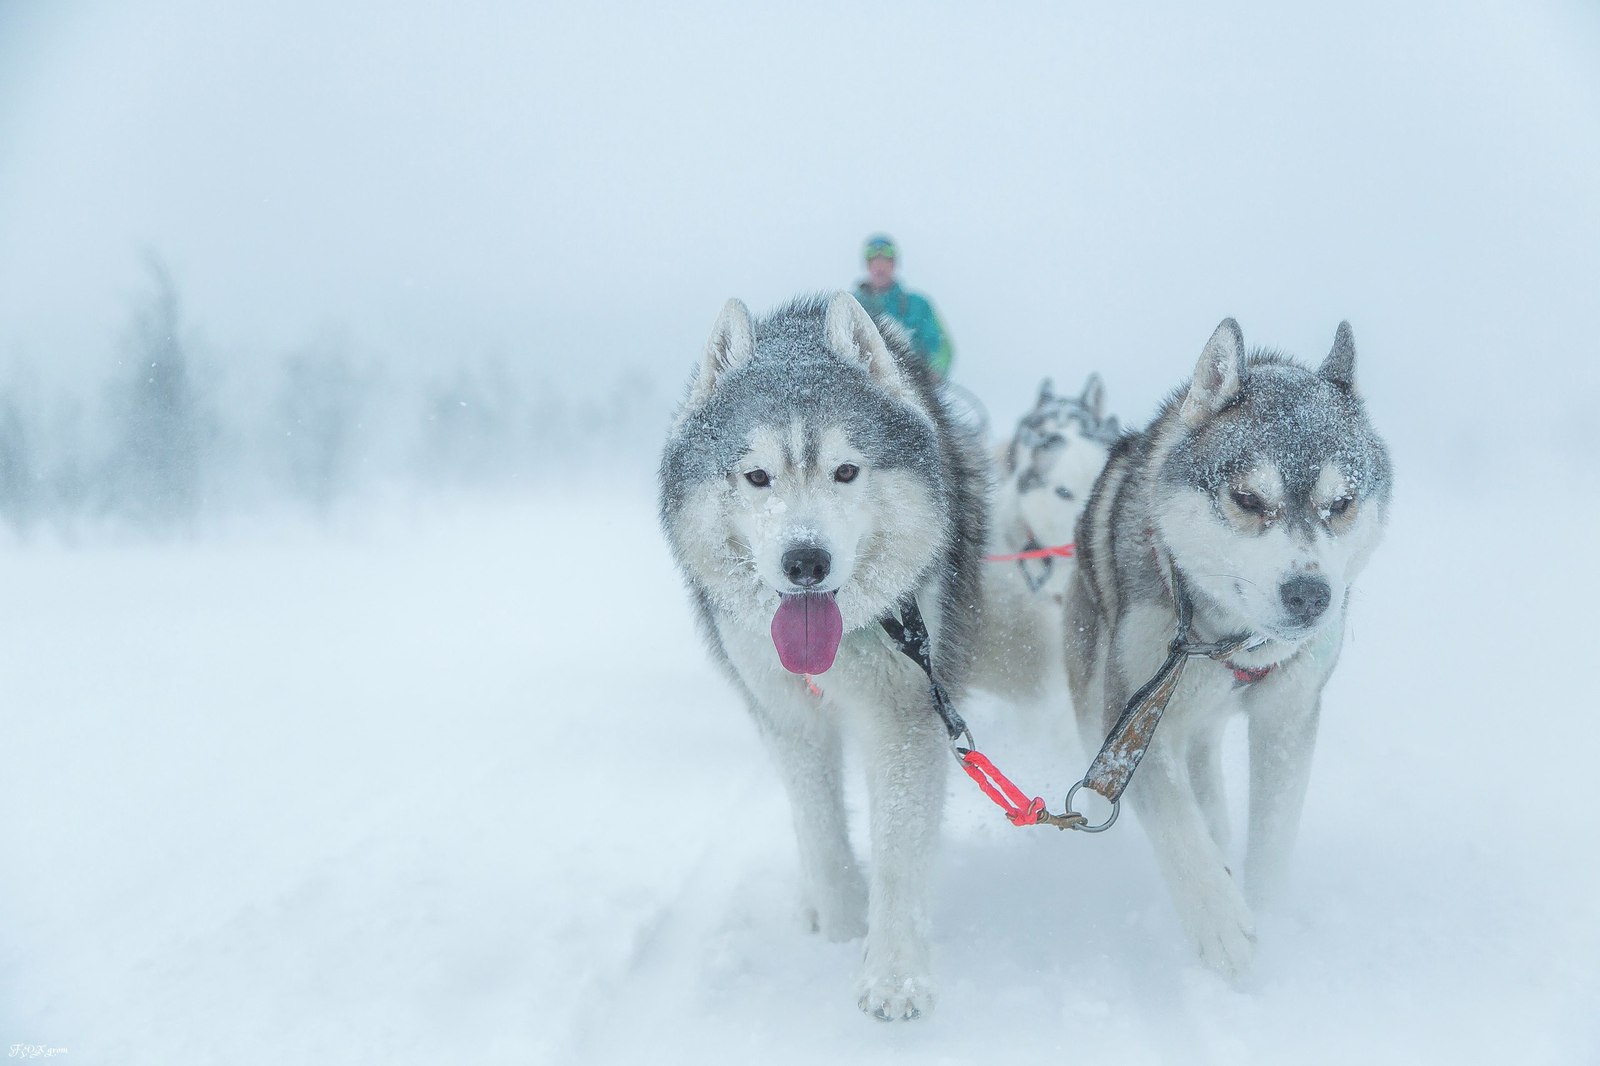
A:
[659,292,986,1021]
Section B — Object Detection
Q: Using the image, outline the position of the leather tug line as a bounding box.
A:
[1079,570,1256,810]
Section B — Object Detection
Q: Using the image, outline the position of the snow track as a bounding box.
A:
[1,481,1595,1064]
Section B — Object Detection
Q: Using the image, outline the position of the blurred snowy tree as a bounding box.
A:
[0,392,38,536]
[417,359,524,487]
[276,341,368,516]
[526,377,571,458]
[43,397,93,537]
[101,257,213,531]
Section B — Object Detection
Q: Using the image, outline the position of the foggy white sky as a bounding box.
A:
[1,0,1597,469]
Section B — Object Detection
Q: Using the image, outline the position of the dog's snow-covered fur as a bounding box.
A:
[1066,319,1391,976]
[972,375,1119,702]
[659,293,986,1019]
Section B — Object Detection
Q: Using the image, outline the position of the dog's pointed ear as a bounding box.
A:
[824,292,912,400]
[689,298,755,408]
[1180,318,1246,427]
[1320,321,1358,392]
[1036,378,1056,410]
[1080,373,1106,420]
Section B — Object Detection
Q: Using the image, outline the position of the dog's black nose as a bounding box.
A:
[1279,575,1332,627]
[782,546,831,588]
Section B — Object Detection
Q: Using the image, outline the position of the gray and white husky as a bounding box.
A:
[659,293,986,1019]
[1066,319,1391,976]
[972,375,1120,702]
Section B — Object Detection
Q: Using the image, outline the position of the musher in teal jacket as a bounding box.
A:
[854,234,954,378]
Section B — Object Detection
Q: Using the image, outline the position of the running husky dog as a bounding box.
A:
[659,293,986,1019]
[1066,319,1391,976]
[971,375,1120,702]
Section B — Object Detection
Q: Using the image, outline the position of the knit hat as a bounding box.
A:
[863,234,897,261]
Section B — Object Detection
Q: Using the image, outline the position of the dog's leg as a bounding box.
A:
[1129,733,1257,978]
[1187,716,1232,853]
[852,686,947,1021]
[1243,690,1321,912]
[753,705,867,941]
[1113,613,1255,977]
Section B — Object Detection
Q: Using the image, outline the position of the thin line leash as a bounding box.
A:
[982,542,1075,563]
[983,536,1073,594]
[877,572,1256,834]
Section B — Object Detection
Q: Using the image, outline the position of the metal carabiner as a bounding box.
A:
[1063,780,1120,833]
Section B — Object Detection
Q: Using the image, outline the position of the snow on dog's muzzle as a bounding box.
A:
[770,591,843,675]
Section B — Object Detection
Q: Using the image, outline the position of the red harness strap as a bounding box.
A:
[958,750,1047,826]
[984,542,1075,563]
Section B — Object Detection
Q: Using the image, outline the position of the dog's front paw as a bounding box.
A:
[856,968,935,1021]
[1179,876,1257,978]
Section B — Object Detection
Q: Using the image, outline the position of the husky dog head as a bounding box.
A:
[1153,319,1392,647]
[1003,374,1120,548]
[660,293,960,675]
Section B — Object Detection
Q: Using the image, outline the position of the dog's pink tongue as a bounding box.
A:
[770,592,844,675]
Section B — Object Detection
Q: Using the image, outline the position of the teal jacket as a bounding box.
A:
[855,281,953,378]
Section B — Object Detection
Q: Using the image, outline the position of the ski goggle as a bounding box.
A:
[864,240,897,261]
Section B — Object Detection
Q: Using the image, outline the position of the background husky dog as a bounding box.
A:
[658,292,986,1020]
[971,375,1120,702]
[1066,319,1391,977]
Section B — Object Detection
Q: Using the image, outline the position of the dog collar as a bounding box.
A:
[1227,661,1273,684]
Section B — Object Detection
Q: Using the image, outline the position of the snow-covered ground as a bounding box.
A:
[2,464,1596,1065]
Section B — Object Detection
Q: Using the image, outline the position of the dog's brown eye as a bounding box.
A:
[834,464,859,483]
[1231,490,1264,514]
[1328,495,1353,517]
[745,469,770,488]
[1055,486,1074,500]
